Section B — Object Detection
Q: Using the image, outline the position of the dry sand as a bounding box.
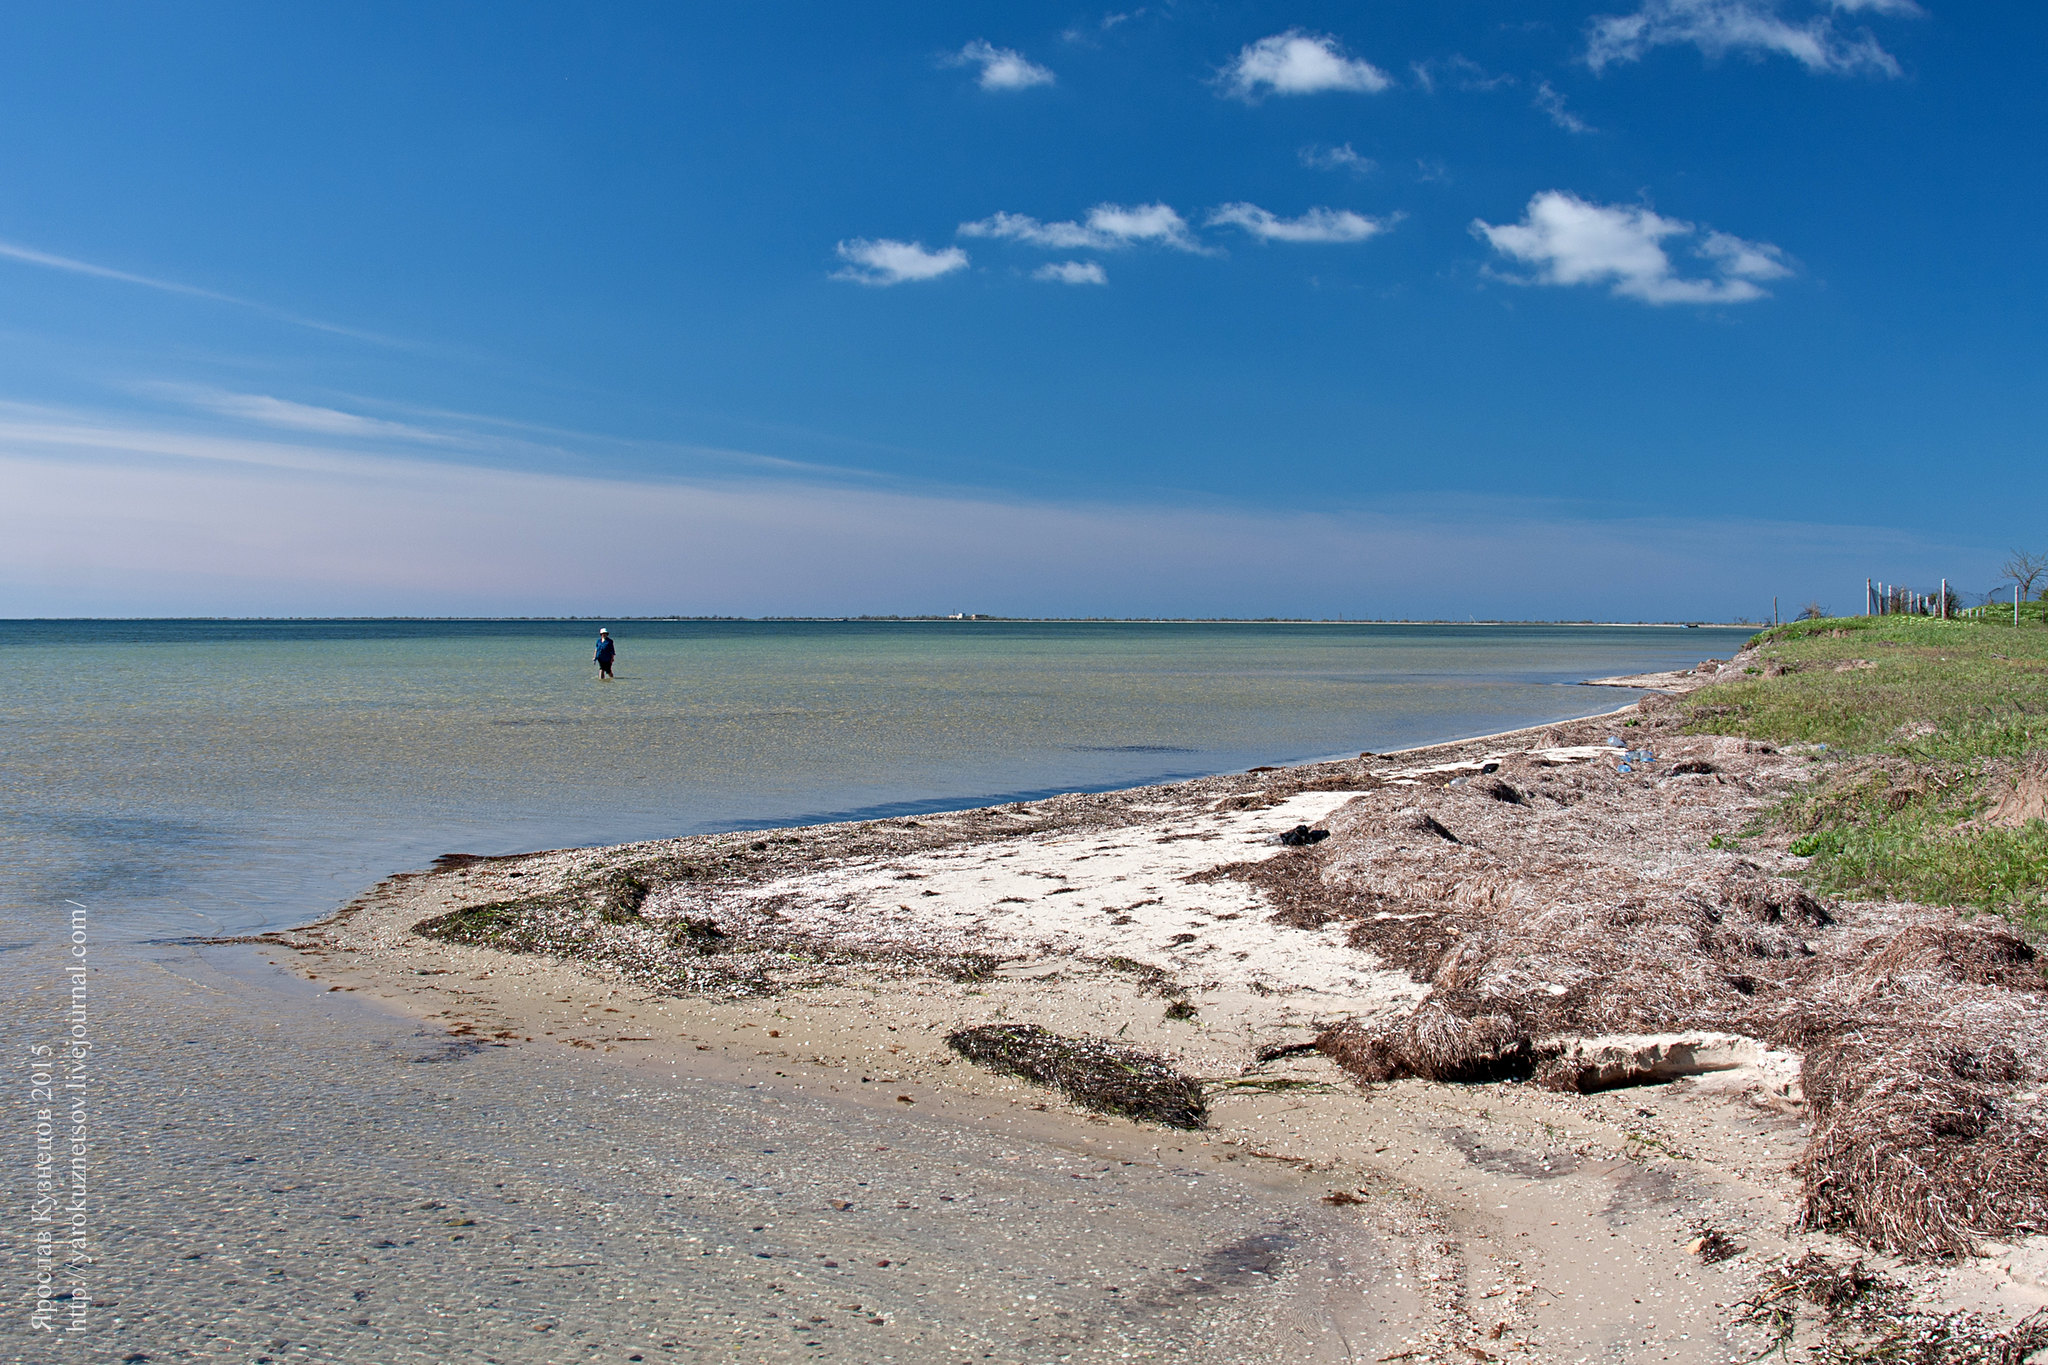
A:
[261,655,2048,1362]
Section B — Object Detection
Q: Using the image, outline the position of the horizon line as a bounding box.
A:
[0,614,1761,626]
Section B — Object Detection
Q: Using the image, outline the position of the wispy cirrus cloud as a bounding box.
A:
[831,238,970,286]
[1206,204,1392,245]
[1299,143,1376,176]
[114,388,883,483]
[945,40,1055,90]
[1585,0,1913,76]
[1221,30,1391,99]
[0,237,403,345]
[959,203,1203,253]
[1062,9,1147,44]
[1033,261,1108,285]
[151,385,463,444]
[1410,55,1513,93]
[1473,191,1792,304]
[1533,81,1596,133]
[0,239,235,302]
[0,400,1950,620]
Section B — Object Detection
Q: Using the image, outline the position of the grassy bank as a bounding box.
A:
[1678,612,2048,927]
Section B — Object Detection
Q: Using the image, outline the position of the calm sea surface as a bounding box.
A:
[0,619,1751,939]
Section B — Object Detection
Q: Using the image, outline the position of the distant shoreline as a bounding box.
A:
[4,615,1758,627]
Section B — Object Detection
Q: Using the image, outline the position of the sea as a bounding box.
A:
[0,618,1753,940]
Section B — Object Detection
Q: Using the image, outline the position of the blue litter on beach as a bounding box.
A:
[1606,736,1626,748]
[1617,763,1633,774]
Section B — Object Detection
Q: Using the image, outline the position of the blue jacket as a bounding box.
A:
[594,637,616,664]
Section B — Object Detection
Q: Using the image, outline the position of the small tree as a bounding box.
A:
[1797,601,1827,620]
[2003,549,2048,600]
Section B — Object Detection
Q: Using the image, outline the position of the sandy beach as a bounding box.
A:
[255,648,2048,1362]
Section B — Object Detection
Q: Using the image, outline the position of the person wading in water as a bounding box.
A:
[594,627,616,680]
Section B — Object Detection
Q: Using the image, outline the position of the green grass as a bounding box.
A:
[1678,613,2048,927]
[1686,614,2048,760]
[1779,766,2048,919]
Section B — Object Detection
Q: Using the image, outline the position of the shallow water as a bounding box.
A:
[3,938,1424,1363]
[0,619,1749,939]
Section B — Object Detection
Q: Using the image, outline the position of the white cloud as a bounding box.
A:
[1033,261,1108,285]
[1586,0,1905,76]
[1299,143,1376,175]
[1206,204,1391,245]
[959,203,1203,253]
[958,211,1104,250]
[1472,191,1792,304]
[947,39,1055,90]
[832,238,970,286]
[1534,80,1595,133]
[1086,203,1201,251]
[1222,30,1391,99]
[1827,0,1921,13]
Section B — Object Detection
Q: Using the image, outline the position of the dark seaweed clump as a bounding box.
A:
[411,856,1014,1000]
[945,1024,1207,1129]
[414,857,703,951]
[414,898,563,952]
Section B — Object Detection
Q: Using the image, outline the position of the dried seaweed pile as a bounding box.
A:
[1227,721,2048,1259]
[1796,932,2048,1257]
[944,1023,1207,1129]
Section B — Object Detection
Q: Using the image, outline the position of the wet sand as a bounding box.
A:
[12,936,1448,1363]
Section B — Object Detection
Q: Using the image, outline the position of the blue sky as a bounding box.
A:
[1,1,2039,618]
